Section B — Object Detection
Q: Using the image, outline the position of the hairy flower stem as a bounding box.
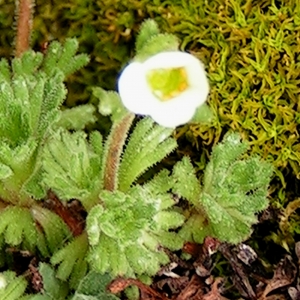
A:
[15,0,33,57]
[103,113,134,191]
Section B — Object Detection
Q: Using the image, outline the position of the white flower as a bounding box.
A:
[118,51,209,128]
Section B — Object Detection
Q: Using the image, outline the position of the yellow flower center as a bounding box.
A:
[146,67,189,101]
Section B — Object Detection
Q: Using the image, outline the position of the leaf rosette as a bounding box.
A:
[86,185,184,278]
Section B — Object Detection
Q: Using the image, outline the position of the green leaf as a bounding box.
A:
[12,50,43,77]
[42,38,89,77]
[181,132,273,244]
[86,186,184,278]
[118,118,177,192]
[21,295,52,300]
[54,104,96,130]
[31,206,71,254]
[0,58,11,81]
[93,87,128,123]
[72,271,119,300]
[39,263,69,300]
[136,19,161,53]
[42,129,103,210]
[0,207,37,251]
[172,156,201,205]
[190,103,214,124]
[0,163,13,180]
[51,233,88,289]
[23,166,46,199]
[135,34,179,62]
[0,271,27,300]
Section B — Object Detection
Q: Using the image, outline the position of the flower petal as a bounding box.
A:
[118,62,154,115]
[118,51,210,128]
[148,91,198,127]
[150,105,196,128]
[144,51,201,70]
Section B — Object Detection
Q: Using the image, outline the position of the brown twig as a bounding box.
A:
[15,0,33,57]
[108,277,168,300]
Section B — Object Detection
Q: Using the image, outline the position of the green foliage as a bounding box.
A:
[72,271,119,300]
[93,87,128,123]
[31,206,72,255]
[54,104,96,131]
[1,0,294,192]
[42,129,103,210]
[0,205,71,257]
[42,39,89,78]
[0,7,277,299]
[135,19,160,53]
[134,33,179,61]
[0,38,89,204]
[0,265,69,300]
[118,118,177,192]
[191,103,215,124]
[38,263,69,300]
[0,206,37,252]
[51,233,89,289]
[0,271,27,300]
[172,156,201,206]
[179,133,273,244]
[86,186,184,278]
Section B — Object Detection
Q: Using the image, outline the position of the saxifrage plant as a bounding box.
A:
[0,3,273,299]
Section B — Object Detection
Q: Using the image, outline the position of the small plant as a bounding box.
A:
[0,3,273,300]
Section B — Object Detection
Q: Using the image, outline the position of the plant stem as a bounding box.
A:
[15,0,32,57]
[103,113,134,191]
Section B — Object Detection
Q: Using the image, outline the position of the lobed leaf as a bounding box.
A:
[38,263,69,300]
[181,132,273,244]
[94,87,128,123]
[135,19,161,53]
[42,39,89,77]
[54,104,96,131]
[135,34,179,62]
[118,118,177,192]
[72,271,119,300]
[51,233,89,289]
[0,272,27,300]
[31,206,71,254]
[0,207,37,252]
[86,186,184,278]
[42,129,103,210]
[172,156,201,205]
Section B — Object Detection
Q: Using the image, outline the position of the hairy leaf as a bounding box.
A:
[181,132,273,244]
[135,34,179,62]
[39,263,69,300]
[31,206,71,254]
[172,156,201,205]
[118,118,177,192]
[0,207,37,251]
[0,271,27,300]
[54,104,96,130]
[72,271,119,300]
[135,19,161,53]
[94,87,128,123]
[86,186,184,278]
[0,39,87,204]
[42,39,89,77]
[51,233,89,289]
[42,129,103,210]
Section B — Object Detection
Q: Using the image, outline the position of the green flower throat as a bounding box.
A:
[146,67,189,101]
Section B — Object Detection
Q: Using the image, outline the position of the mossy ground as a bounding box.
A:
[1,0,300,298]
